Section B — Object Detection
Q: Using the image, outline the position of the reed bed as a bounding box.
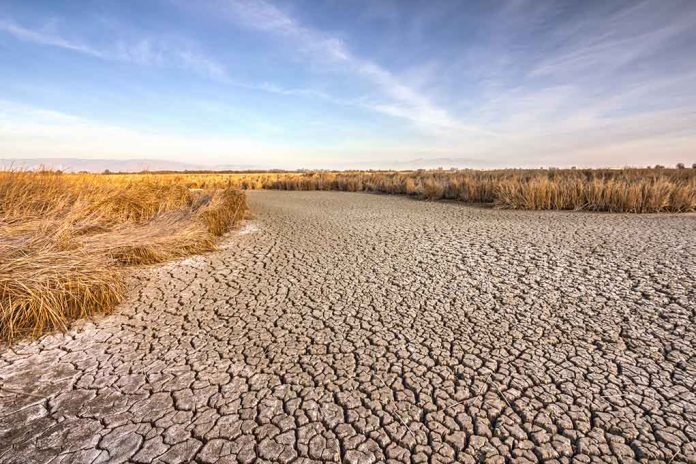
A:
[107,168,695,213]
[0,171,246,342]
[260,169,695,212]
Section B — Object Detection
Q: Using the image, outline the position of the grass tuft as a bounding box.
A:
[200,189,247,236]
[0,246,124,340]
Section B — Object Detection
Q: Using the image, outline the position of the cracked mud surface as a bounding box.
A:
[1,190,695,463]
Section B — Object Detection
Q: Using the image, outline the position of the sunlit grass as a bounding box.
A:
[0,171,246,342]
[107,168,695,213]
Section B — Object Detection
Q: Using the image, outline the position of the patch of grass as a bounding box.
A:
[0,247,124,339]
[263,170,695,212]
[104,168,695,212]
[0,171,246,342]
[200,189,248,236]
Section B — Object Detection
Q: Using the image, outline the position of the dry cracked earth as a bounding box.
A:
[1,191,695,464]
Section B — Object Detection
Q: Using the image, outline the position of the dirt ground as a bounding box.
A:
[1,190,694,463]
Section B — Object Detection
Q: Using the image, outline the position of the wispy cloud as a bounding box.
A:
[0,18,228,80]
[0,19,104,57]
[530,1,696,78]
[444,0,696,164]
[222,0,485,134]
[0,6,488,134]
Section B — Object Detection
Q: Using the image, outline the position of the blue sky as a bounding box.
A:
[1,0,695,169]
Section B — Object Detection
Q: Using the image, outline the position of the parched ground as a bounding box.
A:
[1,191,694,464]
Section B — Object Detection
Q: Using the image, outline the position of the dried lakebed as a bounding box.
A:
[1,191,694,463]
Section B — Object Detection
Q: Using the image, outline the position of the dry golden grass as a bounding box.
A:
[263,169,695,212]
[0,171,246,342]
[106,168,695,213]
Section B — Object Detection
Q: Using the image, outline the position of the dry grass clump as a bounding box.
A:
[200,189,247,236]
[0,247,124,339]
[0,171,246,342]
[492,170,695,212]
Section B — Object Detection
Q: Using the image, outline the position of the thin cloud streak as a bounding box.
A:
[222,0,487,134]
[0,18,228,80]
[530,3,696,78]
[0,19,105,57]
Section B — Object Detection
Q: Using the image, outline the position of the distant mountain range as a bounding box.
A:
[0,156,497,173]
[0,158,261,173]
[388,157,491,169]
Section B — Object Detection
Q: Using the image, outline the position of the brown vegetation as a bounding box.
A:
[0,171,246,341]
[109,168,695,213]
[258,169,695,212]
